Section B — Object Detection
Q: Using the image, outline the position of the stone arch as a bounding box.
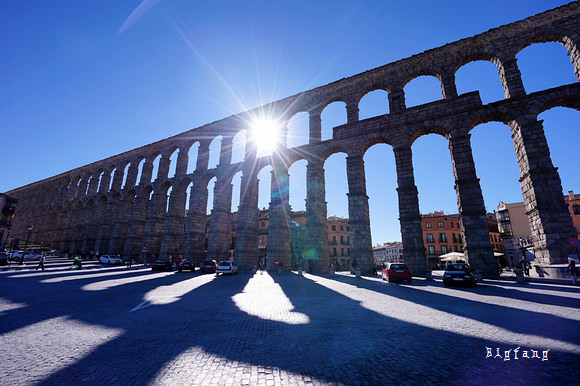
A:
[358,88,390,120]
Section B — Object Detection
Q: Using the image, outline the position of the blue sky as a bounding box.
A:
[1,0,578,245]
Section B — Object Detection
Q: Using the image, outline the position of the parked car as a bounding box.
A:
[200,260,217,274]
[443,263,477,287]
[178,259,196,272]
[152,259,173,271]
[99,255,124,265]
[381,263,412,283]
[216,260,238,275]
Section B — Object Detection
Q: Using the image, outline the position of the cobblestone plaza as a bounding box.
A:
[1,258,579,385]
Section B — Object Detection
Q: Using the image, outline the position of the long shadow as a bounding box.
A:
[341,273,580,310]
[0,266,187,336]
[3,269,579,384]
[38,275,580,384]
[315,274,580,343]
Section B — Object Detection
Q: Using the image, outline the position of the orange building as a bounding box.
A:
[421,211,504,268]
[327,216,350,270]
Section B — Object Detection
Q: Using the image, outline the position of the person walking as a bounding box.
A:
[127,256,133,268]
[36,254,45,271]
[520,256,530,276]
[566,260,579,285]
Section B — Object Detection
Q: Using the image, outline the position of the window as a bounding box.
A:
[451,222,454,228]
[439,233,447,242]
[426,222,432,228]
[438,222,444,228]
[332,225,336,231]
[574,205,580,215]
[340,225,344,231]
[427,234,434,243]
[452,233,457,243]
[441,245,448,254]
[428,246,436,255]
[340,235,344,244]
[332,247,337,256]
[347,226,350,231]
[332,235,337,244]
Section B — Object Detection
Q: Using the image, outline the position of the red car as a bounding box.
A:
[200,260,217,274]
[382,263,412,283]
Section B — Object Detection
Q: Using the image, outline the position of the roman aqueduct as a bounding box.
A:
[7,2,580,278]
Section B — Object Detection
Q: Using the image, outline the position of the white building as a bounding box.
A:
[373,242,403,265]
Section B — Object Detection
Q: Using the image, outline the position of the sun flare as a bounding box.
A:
[252,119,280,155]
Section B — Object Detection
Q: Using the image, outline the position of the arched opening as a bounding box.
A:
[470,122,522,210]
[287,112,309,148]
[231,131,247,164]
[135,158,145,185]
[324,153,348,219]
[188,142,200,174]
[168,149,178,178]
[184,181,193,212]
[455,60,504,104]
[231,171,243,212]
[121,163,130,188]
[404,75,442,108]
[539,107,580,195]
[151,154,161,182]
[517,41,577,93]
[321,102,347,141]
[165,186,173,213]
[359,89,389,120]
[363,143,399,245]
[208,136,222,169]
[108,168,117,191]
[257,165,273,211]
[412,133,456,264]
[206,177,216,215]
[289,159,307,212]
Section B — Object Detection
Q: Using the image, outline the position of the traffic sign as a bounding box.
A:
[570,238,580,247]
[142,246,147,251]
[274,260,280,266]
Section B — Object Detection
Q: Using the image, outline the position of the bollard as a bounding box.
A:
[355,268,361,278]
[475,269,483,283]
[514,268,525,284]
[298,266,303,276]
[425,269,432,280]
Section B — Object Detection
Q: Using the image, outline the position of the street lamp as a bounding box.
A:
[19,225,33,265]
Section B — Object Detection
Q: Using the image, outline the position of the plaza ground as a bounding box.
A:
[1,258,579,385]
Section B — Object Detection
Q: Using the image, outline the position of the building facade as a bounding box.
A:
[421,211,504,269]
[497,190,580,268]
[0,193,18,249]
[6,4,580,278]
[373,242,404,266]
[327,216,351,270]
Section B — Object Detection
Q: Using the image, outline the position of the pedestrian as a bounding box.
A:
[259,259,264,274]
[520,256,530,276]
[176,255,183,269]
[36,254,45,271]
[565,260,579,285]
[127,256,133,268]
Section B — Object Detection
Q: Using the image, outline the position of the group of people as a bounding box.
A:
[168,255,183,269]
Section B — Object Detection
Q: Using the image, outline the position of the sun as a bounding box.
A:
[252,119,280,155]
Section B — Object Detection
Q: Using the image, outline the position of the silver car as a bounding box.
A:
[216,260,238,275]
